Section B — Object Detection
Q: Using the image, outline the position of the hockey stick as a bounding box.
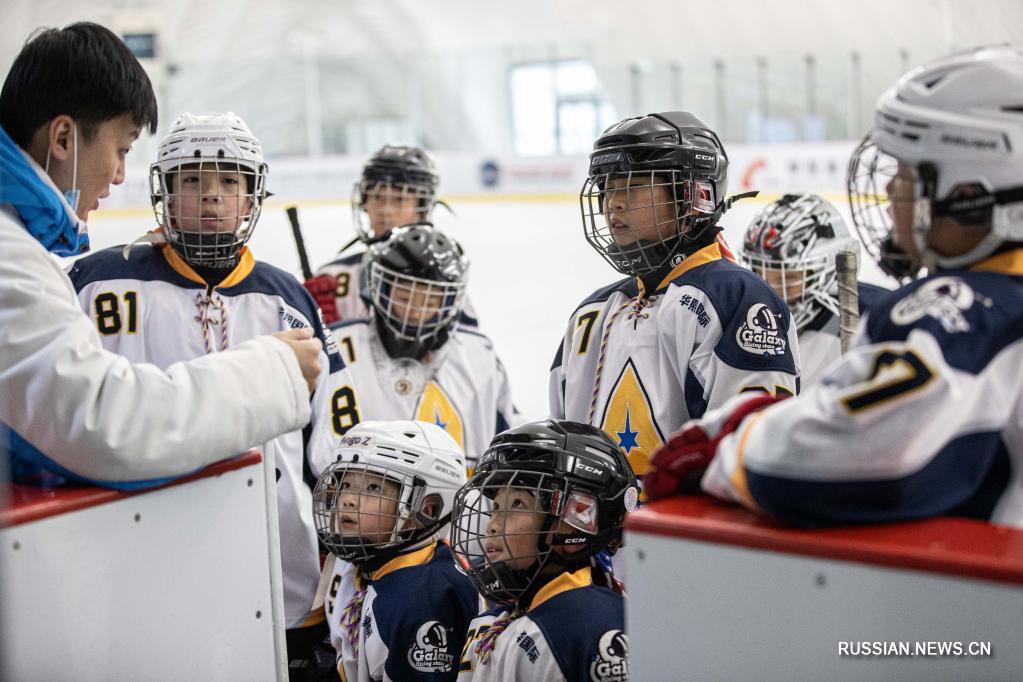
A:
[285,205,314,280]
[835,250,860,354]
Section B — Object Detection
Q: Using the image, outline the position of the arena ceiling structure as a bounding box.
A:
[3,0,1022,159]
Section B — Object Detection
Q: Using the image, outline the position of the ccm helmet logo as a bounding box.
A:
[574,461,603,477]
[694,152,716,167]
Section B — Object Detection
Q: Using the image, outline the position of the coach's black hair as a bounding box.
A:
[0,22,158,147]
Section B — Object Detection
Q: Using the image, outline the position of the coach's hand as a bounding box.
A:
[273,327,322,393]
[304,275,341,325]
[644,393,789,501]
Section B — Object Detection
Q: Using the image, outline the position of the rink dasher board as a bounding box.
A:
[624,530,1023,681]
[0,456,281,681]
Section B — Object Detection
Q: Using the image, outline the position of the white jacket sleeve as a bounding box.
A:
[0,210,311,483]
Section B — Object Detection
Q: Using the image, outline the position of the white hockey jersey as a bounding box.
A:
[67,243,350,627]
[315,250,480,327]
[550,241,800,476]
[703,249,1023,528]
[457,567,627,682]
[319,317,519,472]
[325,542,481,681]
[797,282,891,387]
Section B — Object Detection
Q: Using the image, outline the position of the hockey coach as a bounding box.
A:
[0,22,322,489]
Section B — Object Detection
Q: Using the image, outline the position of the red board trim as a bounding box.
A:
[1,451,262,528]
[626,496,1023,586]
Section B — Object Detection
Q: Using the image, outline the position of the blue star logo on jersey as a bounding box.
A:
[616,407,639,454]
[433,406,448,431]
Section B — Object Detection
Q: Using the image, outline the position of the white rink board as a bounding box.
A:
[0,459,281,681]
[624,532,1023,681]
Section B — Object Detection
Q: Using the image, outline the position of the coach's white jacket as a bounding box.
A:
[0,168,310,484]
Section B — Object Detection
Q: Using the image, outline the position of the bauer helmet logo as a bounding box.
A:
[189,136,228,143]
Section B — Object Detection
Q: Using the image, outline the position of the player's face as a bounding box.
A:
[334,470,402,543]
[364,184,422,236]
[603,175,678,246]
[753,266,806,303]
[52,113,139,221]
[886,162,923,262]
[485,487,544,571]
[389,281,446,327]
[167,164,253,234]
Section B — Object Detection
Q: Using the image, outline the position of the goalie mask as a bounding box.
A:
[353,144,439,242]
[312,420,467,571]
[848,45,1023,279]
[581,111,731,277]
[450,420,639,607]
[741,193,859,331]
[150,112,268,269]
[363,224,468,360]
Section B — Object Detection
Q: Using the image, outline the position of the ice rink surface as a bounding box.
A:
[83,197,898,422]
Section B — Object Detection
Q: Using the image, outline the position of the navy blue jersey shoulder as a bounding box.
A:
[529,584,625,682]
[747,431,1010,528]
[856,281,891,316]
[864,271,1023,374]
[68,245,199,290]
[572,276,637,316]
[672,258,796,374]
[223,261,345,372]
[371,543,479,680]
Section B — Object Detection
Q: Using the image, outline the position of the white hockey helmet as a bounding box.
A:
[848,45,1023,277]
[741,193,859,331]
[312,420,467,567]
[149,112,268,268]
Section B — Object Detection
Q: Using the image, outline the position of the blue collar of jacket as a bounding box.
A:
[0,124,88,256]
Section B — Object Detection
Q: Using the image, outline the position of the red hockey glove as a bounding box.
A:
[643,393,789,501]
[304,274,341,325]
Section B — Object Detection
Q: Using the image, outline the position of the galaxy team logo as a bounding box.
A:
[408,621,454,672]
[590,629,629,682]
[736,303,787,356]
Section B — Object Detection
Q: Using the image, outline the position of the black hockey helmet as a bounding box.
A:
[581,111,732,277]
[353,144,440,241]
[450,420,640,607]
[363,223,468,360]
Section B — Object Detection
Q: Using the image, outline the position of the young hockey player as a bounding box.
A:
[450,419,639,681]
[66,112,348,659]
[644,46,1023,530]
[304,144,480,328]
[319,223,518,476]
[313,420,481,681]
[740,193,890,385]
[550,112,800,478]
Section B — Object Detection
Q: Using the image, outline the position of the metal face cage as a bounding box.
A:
[312,462,423,563]
[580,169,713,276]
[150,158,268,269]
[367,261,466,345]
[352,180,435,242]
